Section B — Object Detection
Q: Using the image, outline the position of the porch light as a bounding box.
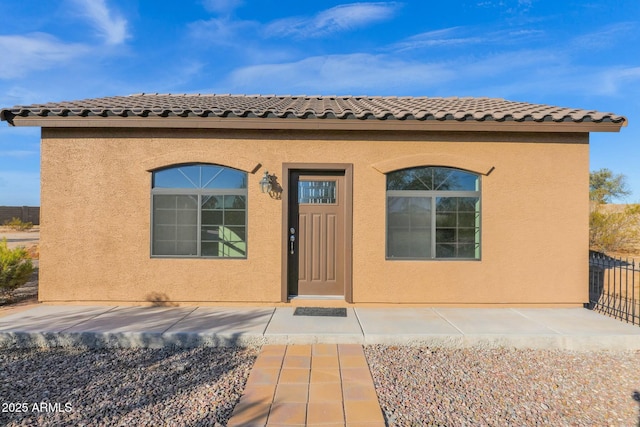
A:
[259,171,273,193]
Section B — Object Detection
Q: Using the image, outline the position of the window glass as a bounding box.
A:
[153,164,247,189]
[387,167,479,191]
[298,181,337,204]
[152,195,198,256]
[387,196,432,258]
[386,167,480,260]
[151,164,247,258]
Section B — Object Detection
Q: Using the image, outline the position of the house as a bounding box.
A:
[0,94,627,306]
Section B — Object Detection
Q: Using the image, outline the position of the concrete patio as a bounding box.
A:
[0,305,639,350]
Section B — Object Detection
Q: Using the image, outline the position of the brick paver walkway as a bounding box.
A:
[227,344,385,426]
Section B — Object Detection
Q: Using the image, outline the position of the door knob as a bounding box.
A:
[289,228,296,254]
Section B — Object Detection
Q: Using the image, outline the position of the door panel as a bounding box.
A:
[300,211,338,284]
[326,214,336,281]
[289,172,345,296]
[297,213,308,282]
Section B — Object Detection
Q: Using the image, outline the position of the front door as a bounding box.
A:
[288,171,346,296]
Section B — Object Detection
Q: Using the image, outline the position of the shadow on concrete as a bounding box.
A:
[0,305,277,424]
[145,292,179,307]
[0,306,273,349]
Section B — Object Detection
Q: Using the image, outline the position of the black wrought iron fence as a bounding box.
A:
[588,250,640,326]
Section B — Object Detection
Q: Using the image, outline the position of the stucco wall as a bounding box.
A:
[39,128,589,306]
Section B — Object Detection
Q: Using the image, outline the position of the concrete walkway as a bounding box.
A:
[2,305,638,426]
[0,305,639,350]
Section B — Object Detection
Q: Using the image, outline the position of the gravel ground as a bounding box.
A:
[3,344,640,426]
[0,346,258,426]
[365,346,640,427]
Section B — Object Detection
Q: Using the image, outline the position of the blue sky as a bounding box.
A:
[1,0,639,205]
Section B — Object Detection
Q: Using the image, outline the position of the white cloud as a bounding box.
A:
[221,43,590,100]
[392,27,483,51]
[265,2,400,38]
[188,17,258,46]
[571,22,637,50]
[463,48,561,76]
[189,2,399,48]
[69,0,129,45]
[0,87,37,107]
[391,26,546,53]
[432,50,640,102]
[598,66,640,96]
[0,33,89,79]
[476,0,534,13]
[202,0,244,14]
[227,53,452,94]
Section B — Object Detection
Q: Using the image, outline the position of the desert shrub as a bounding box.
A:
[590,168,631,204]
[589,204,640,253]
[0,238,34,298]
[3,217,33,231]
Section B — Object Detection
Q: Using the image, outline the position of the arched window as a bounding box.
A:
[151,164,247,258]
[386,166,480,260]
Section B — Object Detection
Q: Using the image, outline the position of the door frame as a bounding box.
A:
[281,163,353,303]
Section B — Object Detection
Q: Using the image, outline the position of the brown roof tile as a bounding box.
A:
[0,93,627,125]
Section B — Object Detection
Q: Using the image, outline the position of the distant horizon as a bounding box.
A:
[1,1,639,205]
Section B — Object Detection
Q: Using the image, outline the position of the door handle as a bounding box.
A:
[289,228,295,254]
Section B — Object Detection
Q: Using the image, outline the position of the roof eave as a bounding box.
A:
[3,115,627,133]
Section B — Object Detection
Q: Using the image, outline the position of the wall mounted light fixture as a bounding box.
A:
[259,171,273,193]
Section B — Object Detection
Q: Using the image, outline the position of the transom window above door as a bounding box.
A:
[151,164,247,258]
[386,166,480,260]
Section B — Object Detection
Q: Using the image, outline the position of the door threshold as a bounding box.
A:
[287,295,349,307]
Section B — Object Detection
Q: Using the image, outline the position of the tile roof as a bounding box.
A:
[0,93,627,125]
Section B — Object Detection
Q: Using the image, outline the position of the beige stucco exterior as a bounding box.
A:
[38,127,589,306]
